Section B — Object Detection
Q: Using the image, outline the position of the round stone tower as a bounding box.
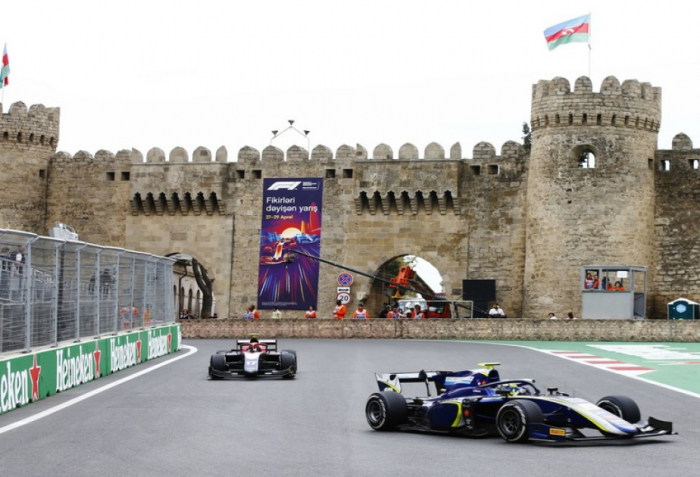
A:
[0,102,60,233]
[523,76,661,318]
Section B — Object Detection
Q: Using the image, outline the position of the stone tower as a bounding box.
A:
[523,76,661,317]
[0,102,60,232]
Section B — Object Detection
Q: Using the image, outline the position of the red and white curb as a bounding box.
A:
[545,350,654,376]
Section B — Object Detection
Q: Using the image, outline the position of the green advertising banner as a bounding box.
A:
[0,324,181,415]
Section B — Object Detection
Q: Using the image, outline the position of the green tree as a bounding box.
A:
[522,122,532,153]
[192,258,215,319]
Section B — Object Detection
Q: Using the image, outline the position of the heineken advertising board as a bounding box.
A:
[0,324,181,415]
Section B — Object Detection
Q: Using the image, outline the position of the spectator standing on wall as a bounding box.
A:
[0,247,11,300]
[305,306,317,319]
[333,300,347,319]
[548,312,558,320]
[379,305,390,318]
[489,304,506,318]
[388,307,400,319]
[100,268,113,298]
[271,307,282,319]
[566,312,578,320]
[412,304,424,319]
[353,303,369,319]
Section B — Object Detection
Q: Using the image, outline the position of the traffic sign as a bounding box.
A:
[337,287,351,293]
[336,292,352,305]
[337,273,354,287]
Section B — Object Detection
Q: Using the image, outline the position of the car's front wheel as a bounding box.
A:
[365,392,408,431]
[209,354,226,379]
[280,351,297,379]
[596,395,641,424]
[496,400,543,443]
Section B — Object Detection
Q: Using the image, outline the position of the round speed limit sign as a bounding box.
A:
[336,292,352,305]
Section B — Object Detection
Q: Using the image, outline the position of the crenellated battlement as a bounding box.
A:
[531,76,662,133]
[0,101,60,152]
[78,140,524,166]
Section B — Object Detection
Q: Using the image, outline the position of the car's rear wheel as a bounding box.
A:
[596,395,641,423]
[280,351,297,379]
[496,400,543,443]
[365,392,408,431]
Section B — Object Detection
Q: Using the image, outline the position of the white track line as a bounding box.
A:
[0,344,198,435]
[482,342,700,400]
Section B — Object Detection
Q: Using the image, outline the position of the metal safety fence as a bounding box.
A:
[0,228,176,356]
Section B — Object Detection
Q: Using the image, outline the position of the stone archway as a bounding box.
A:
[365,255,444,317]
[166,252,217,318]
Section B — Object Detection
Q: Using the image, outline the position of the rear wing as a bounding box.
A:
[375,363,501,394]
[375,371,447,394]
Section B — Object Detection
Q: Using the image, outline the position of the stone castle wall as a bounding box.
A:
[653,133,700,317]
[0,102,59,232]
[524,76,661,318]
[2,75,700,321]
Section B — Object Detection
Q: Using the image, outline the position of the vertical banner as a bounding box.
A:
[258,178,323,310]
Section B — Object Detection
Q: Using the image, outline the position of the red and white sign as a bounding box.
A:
[336,292,352,305]
[337,273,354,287]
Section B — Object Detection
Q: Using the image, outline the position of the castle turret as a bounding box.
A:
[0,102,60,232]
[523,76,661,317]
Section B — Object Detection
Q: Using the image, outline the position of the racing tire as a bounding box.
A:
[209,354,226,379]
[280,351,297,379]
[496,400,544,443]
[365,392,408,431]
[596,395,641,424]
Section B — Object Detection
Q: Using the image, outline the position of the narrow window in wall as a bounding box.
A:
[106,172,115,181]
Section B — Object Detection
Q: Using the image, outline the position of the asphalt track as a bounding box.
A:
[0,339,698,477]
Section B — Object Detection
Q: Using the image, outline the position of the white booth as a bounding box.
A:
[581,266,647,319]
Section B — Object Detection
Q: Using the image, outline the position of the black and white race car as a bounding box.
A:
[208,337,297,379]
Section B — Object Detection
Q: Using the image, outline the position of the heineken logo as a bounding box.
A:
[148,330,170,360]
[56,345,95,392]
[0,359,32,413]
[110,338,139,372]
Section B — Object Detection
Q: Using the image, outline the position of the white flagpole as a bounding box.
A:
[588,12,592,80]
[1,43,5,113]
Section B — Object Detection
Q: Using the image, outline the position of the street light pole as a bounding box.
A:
[270,120,311,159]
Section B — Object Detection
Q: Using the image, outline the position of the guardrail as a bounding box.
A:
[0,229,176,356]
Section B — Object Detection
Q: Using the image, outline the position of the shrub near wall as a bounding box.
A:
[0,324,182,415]
[181,319,700,342]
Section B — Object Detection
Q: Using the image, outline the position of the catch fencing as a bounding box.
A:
[0,228,176,355]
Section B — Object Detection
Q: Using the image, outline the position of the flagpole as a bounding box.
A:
[588,12,592,80]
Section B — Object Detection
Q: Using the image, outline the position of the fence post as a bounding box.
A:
[95,249,102,337]
[52,241,62,347]
[74,243,87,342]
[24,236,40,351]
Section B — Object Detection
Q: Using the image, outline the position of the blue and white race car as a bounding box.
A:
[365,363,674,443]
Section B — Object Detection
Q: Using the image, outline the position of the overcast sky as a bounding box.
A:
[4,1,699,159]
